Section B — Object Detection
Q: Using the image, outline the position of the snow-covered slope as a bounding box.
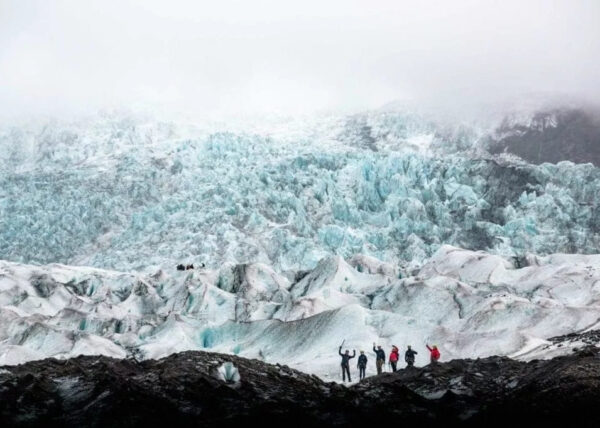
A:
[2,246,599,380]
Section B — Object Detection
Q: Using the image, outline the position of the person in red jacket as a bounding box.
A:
[426,344,440,364]
[389,345,400,372]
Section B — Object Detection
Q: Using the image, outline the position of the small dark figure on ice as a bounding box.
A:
[339,346,356,382]
[405,345,418,367]
[357,351,368,380]
[373,343,385,374]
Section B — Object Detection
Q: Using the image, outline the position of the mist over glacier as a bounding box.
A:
[3,3,600,414]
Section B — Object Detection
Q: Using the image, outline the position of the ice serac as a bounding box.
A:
[1,109,600,274]
[1,245,600,379]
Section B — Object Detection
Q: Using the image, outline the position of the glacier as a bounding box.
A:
[1,107,600,380]
[1,246,600,381]
[0,110,599,274]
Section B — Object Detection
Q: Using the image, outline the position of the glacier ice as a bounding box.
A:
[217,362,241,385]
[1,109,600,380]
[0,112,599,273]
[1,246,600,379]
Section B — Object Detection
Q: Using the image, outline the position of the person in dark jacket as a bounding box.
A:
[405,345,418,367]
[357,351,368,380]
[339,347,356,382]
[373,343,386,374]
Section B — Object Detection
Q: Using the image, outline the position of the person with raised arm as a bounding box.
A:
[373,342,386,374]
[339,346,356,382]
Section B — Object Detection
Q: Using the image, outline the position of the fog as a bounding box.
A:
[1,0,599,119]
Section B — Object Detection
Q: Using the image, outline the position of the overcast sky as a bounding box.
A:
[0,0,599,119]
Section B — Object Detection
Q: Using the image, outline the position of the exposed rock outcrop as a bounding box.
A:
[2,347,600,427]
[488,108,600,166]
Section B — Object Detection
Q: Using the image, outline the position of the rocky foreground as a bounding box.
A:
[2,347,600,427]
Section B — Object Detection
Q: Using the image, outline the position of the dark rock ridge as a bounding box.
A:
[549,329,600,346]
[1,348,600,427]
[488,108,600,166]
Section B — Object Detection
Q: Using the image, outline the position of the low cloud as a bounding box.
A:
[1,0,599,119]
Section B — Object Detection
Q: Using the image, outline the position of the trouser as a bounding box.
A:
[430,356,438,364]
[390,361,397,372]
[406,359,414,367]
[376,359,384,374]
[342,364,351,382]
[359,366,366,380]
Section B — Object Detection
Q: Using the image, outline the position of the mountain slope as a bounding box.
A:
[488,108,600,166]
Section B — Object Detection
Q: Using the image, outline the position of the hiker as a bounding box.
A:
[339,346,356,382]
[426,344,440,364]
[405,345,418,367]
[389,345,399,372]
[186,264,194,270]
[372,343,386,375]
[176,264,185,271]
[357,351,368,380]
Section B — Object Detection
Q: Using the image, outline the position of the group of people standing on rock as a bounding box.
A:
[338,343,441,382]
